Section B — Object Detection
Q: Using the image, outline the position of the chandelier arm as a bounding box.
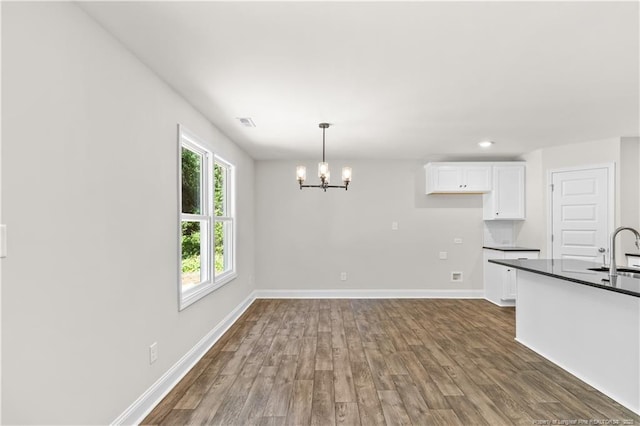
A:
[299,184,348,191]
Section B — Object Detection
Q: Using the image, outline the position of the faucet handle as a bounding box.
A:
[598,247,607,266]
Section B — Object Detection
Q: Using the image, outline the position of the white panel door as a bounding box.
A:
[551,167,610,262]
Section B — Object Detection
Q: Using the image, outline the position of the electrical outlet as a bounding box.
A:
[439,252,448,260]
[149,342,158,364]
[454,238,463,244]
[391,221,399,231]
[340,272,347,281]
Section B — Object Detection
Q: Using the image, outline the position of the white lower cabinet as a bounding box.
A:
[483,249,539,306]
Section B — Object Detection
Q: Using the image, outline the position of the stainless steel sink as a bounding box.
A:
[588,266,640,279]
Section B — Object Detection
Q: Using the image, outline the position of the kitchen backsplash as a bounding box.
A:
[484,221,516,246]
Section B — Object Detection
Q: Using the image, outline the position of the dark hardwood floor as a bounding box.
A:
[142,299,639,425]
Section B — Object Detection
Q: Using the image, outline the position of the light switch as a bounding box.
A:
[0,225,6,258]
[439,251,448,260]
[391,221,399,230]
[454,238,463,244]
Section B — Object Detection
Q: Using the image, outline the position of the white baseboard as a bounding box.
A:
[112,287,484,425]
[111,291,257,426]
[484,297,516,307]
[254,288,484,299]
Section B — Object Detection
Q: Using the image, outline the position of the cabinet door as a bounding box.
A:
[426,163,492,193]
[464,166,492,192]
[432,166,463,191]
[503,267,517,300]
[501,251,539,301]
[492,165,525,219]
[628,256,640,268]
[483,249,511,306]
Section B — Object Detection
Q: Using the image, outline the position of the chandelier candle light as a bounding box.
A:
[296,123,352,191]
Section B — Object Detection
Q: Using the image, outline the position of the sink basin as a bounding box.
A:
[588,266,640,279]
[588,266,640,273]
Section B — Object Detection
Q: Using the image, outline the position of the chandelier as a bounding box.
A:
[296,123,352,191]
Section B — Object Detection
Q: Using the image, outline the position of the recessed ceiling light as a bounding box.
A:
[478,140,495,148]
[237,117,256,128]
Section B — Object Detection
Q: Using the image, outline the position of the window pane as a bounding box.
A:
[182,147,202,214]
[215,220,232,275]
[181,221,208,289]
[214,162,226,216]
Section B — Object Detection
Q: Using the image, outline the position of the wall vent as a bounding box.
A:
[450,272,463,282]
[237,117,256,128]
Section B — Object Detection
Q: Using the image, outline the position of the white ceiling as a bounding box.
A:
[79,1,639,160]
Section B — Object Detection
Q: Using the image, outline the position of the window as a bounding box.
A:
[179,126,236,310]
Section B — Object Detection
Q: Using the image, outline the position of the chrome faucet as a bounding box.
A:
[609,226,640,279]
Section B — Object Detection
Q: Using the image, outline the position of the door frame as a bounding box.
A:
[546,163,615,259]
[1,2,4,421]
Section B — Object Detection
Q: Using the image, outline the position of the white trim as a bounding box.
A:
[178,125,237,311]
[546,163,615,258]
[484,297,515,308]
[111,291,256,426]
[0,4,3,420]
[254,289,484,299]
[214,155,236,276]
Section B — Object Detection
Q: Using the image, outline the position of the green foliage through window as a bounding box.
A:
[214,163,226,274]
[179,127,235,309]
[181,160,230,276]
[181,148,201,215]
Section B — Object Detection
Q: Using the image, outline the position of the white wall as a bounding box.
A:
[1,3,254,424]
[255,160,485,293]
[620,137,640,255]
[516,137,640,257]
[515,149,544,252]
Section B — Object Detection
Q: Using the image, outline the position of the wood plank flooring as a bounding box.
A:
[142,299,640,425]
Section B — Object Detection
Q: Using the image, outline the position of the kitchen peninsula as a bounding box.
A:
[489,258,640,415]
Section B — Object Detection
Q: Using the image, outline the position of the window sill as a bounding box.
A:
[179,272,238,311]
[215,271,238,287]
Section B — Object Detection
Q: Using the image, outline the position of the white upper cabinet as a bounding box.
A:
[483,163,525,220]
[425,163,492,194]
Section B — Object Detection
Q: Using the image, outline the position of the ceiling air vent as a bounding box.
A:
[237,117,256,128]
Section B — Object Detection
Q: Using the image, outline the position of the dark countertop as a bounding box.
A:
[628,253,640,258]
[488,258,640,298]
[483,246,540,252]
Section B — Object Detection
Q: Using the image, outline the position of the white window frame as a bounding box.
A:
[178,125,237,310]
[213,156,236,282]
